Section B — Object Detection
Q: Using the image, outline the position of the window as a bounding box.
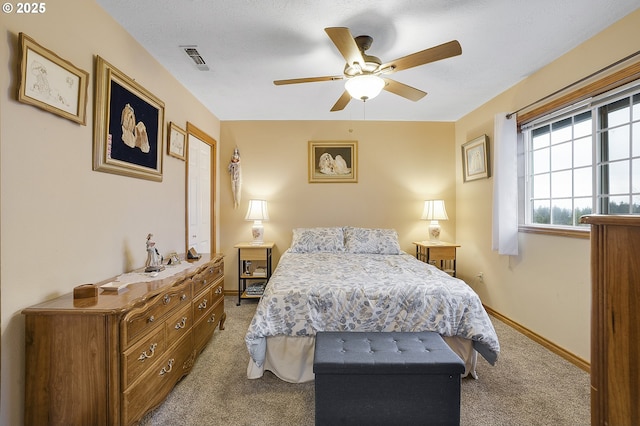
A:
[523,84,640,229]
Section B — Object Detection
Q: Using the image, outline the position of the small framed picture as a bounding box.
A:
[168,122,187,160]
[166,252,181,265]
[17,33,89,125]
[461,135,490,182]
[308,140,358,183]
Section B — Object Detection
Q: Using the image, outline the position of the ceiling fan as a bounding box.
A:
[274,27,462,112]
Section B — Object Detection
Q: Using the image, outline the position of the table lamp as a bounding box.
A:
[245,199,269,245]
[421,200,448,243]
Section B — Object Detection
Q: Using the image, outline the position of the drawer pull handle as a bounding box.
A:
[214,286,223,294]
[148,315,155,323]
[159,359,174,376]
[163,294,171,305]
[138,343,157,361]
[198,299,208,310]
[207,314,216,323]
[180,294,187,301]
[175,317,187,329]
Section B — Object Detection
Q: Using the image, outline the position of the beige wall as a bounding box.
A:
[219,120,457,290]
[455,8,640,364]
[0,2,220,424]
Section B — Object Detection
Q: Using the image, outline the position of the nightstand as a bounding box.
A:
[412,241,460,277]
[235,242,274,305]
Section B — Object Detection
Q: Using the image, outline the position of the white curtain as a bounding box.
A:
[492,113,519,256]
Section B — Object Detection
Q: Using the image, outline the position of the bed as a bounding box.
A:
[245,226,500,383]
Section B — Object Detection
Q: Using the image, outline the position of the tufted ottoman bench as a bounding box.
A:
[313,331,465,426]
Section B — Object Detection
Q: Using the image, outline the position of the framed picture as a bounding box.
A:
[461,135,490,182]
[167,122,187,160]
[17,33,89,125]
[93,56,165,181]
[308,141,358,183]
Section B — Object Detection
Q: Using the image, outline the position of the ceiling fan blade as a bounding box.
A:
[382,79,427,101]
[274,75,344,85]
[379,40,462,73]
[330,90,352,112]
[325,27,366,69]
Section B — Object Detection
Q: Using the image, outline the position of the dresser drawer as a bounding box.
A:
[428,246,456,260]
[210,279,224,305]
[194,297,224,353]
[193,287,212,324]
[192,259,224,296]
[240,247,267,260]
[122,279,192,347]
[122,332,195,425]
[165,303,192,343]
[122,326,166,390]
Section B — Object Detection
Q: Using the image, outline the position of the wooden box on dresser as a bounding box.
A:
[22,254,226,426]
[580,215,640,426]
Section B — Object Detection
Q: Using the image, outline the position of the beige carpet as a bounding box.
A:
[140,296,590,425]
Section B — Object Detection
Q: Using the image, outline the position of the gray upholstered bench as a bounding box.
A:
[314,331,465,426]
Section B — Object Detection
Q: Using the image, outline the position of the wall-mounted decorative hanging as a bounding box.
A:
[461,135,490,182]
[17,33,89,125]
[228,147,242,208]
[93,56,165,181]
[167,122,187,160]
[308,140,358,183]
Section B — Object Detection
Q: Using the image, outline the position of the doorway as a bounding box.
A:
[186,122,217,254]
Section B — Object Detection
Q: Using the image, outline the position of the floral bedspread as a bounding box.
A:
[245,250,500,367]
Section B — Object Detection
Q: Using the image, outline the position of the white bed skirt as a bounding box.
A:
[247,335,478,383]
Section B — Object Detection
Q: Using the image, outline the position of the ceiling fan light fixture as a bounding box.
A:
[345,75,385,101]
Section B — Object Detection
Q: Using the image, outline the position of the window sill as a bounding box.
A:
[519,225,590,239]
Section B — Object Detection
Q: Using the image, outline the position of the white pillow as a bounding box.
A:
[343,227,401,254]
[289,227,345,253]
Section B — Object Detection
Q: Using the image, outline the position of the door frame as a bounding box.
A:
[185,122,217,254]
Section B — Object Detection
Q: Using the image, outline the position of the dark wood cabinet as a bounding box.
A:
[580,215,640,426]
[22,254,225,425]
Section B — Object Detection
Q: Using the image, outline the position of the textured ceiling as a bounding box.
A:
[95,0,639,121]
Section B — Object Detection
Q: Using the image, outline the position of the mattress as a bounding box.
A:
[245,248,500,382]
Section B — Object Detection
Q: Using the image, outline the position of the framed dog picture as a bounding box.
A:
[93,56,165,181]
[308,141,358,183]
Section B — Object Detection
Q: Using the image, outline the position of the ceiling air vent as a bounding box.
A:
[181,45,209,71]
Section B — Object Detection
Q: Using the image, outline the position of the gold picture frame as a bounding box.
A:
[462,134,490,182]
[93,56,165,181]
[308,141,358,183]
[17,33,89,125]
[167,122,187,161]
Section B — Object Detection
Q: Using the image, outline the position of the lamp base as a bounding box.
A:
[428,221,442,244]
[251,222,264,245]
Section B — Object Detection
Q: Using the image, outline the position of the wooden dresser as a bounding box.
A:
[22,254,226,426]
[580,215,640,426]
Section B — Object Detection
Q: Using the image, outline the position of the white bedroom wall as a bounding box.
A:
[454,8,640,364]
[0,1,220,424]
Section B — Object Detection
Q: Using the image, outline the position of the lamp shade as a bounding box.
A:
[345,75,385,101]
[245,199,269,221]
[421,200,448,221]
